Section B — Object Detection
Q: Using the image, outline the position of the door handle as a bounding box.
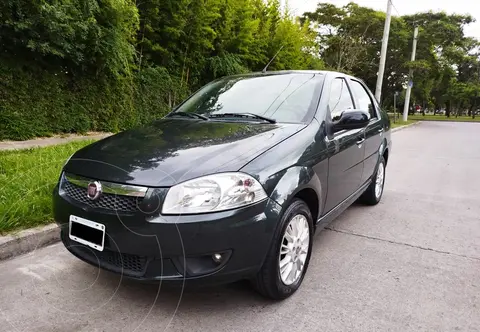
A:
[378,128,384,136]
[356,138,365,146]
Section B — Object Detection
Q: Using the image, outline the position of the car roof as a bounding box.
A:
[224,69,356,80]
[211,70,369,91]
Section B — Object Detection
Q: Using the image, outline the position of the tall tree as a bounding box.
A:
[302,2,479,113]
[135,0,190,71]
[0,0,139,77]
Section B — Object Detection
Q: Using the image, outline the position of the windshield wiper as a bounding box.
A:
[167,111,209,121]
[209,113,276,124]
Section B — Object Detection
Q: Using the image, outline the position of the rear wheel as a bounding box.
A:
[253,198,313,300]
[360,155,386,205]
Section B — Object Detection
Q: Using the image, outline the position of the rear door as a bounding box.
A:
[348,79,384,184]
[323,77,366,213]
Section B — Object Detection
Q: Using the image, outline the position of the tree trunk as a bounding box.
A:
[337,50,343,71]
[137,19,147,71]
[474,94,478,119]
[446,99,451,117]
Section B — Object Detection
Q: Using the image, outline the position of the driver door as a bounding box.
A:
[323,77,366,213]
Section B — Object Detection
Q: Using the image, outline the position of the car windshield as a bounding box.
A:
[172,73,323,123]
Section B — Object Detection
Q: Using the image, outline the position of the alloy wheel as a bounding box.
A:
[278,214,310,286]
[375,162,385,199]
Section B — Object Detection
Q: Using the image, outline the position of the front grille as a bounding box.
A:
[63,180,141,213]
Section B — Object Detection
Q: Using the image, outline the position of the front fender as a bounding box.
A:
[269,166,323,221]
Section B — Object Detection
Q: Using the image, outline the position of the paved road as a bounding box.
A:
[1,122,479,332]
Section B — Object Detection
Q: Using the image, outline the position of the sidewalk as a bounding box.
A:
[0,132,112,151]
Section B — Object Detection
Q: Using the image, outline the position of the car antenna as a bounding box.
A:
[262,45,284,73]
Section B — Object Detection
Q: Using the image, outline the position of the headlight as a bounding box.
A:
[162,172,268,214]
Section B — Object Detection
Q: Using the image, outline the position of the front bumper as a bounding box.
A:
[53,186,282,285]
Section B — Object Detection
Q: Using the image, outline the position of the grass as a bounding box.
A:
[391,119,418,129]
[387,113,480,123]
[0,140,96,234]
[407,115,480,122]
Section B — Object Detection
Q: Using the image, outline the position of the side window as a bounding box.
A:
[349,80,377,119]
[328,78,354,121]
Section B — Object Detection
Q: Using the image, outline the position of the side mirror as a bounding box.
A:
[332,109,370,132]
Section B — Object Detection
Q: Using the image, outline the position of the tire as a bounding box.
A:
[253,198,314,300]
[360,155,386,205]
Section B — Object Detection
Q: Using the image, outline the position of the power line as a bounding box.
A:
[390,0,401,16]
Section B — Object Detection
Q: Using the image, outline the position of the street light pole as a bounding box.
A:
[403,26,419,122]
[374,0,393,103]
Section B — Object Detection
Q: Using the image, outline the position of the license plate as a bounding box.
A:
[69,215,106,252]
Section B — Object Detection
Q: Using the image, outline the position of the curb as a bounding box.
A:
[391,121,420,133]
[406,119,480,123]
[0,224,60,261]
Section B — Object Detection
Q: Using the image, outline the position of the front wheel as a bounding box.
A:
[253,198,313,300]
[360,155,386,205]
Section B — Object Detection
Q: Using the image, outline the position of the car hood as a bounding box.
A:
[65,118,305,187]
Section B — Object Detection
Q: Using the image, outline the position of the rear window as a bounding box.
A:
[174,73,322,123]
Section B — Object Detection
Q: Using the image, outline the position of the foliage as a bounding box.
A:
[204,53,249,82]
[1,0,324,140]
[303,2,480,117]
[0,0,139,77]
[0,61,187,140]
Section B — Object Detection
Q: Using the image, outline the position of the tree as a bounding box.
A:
[135,0,191,71]
[303,2,407,102]
[302,2,479,114]
[0,0,139,77]
[0,0,338,141]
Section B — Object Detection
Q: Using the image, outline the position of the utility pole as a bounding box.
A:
[403,26,419,122]
[474,61,479,119]
[374,0,393,103]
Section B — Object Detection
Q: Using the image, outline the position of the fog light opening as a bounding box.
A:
[212,253,223,264]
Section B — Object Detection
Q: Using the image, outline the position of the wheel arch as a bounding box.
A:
[269,166,323,223]
[379,138,390,166]
[383,146,389,166]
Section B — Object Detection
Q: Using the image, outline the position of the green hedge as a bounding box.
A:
[0,63,189,140]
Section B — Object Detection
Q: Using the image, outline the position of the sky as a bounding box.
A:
[286,0,480,39]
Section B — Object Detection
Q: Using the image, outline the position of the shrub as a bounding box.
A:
[0,63,189,140]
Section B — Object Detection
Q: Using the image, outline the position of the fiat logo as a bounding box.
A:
[87,181,102,200]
